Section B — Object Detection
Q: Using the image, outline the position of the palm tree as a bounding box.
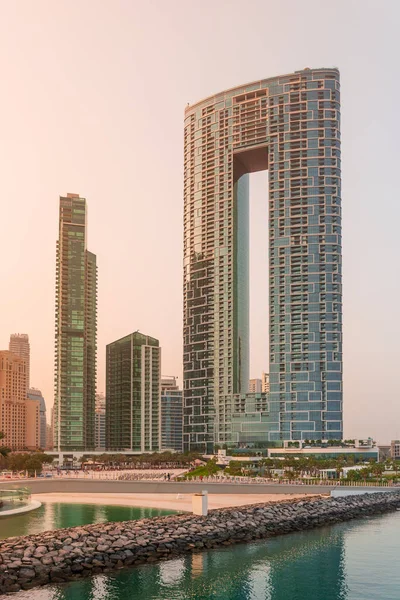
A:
[0,432,10,457]
[359,467,371,483]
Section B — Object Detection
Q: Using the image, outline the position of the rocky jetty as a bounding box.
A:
[1,492,399,594]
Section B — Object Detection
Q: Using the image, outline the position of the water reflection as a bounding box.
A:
[20,523,347,600]
[11,512,400,600]
[0,503,173,540]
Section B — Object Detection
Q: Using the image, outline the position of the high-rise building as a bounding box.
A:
[54,193,97,452]
[47,406,54,450]
[183,68,342,452]
[249,379,262,393]
[160,376,183,452]
[9,334,30,390]
[261,372,270,393]
[0,351,27,450]
[25,396,40,450]
[95,393,106,450]
[106,332,161,452]
[46,422,53,450]
[161,376,179,392]
[27,388,46,449]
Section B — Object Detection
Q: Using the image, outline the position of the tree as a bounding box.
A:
[371,463,385,481]
[346,469,361,482]
[7,453,29,472]
[24,455,44,476]
[0,432,10,458]
[359,467,371,483]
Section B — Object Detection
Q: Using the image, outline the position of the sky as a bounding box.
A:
[0,0,399,443]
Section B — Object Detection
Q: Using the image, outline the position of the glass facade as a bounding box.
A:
[183,68,342,452]
[27,388,46,449]
[106,332,161,452]
[161,390,183,452]
[54,194,97,451]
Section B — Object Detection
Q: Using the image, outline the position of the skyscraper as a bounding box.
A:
[106,332,161,452]
[161,376,183,452]
[249,379,262,393]
[183,68,342,452]
[9,334,30,390]
[261,372,270,393]
[54,193,97,451]
[27,388,46,449]
[0,351,28,450]
[95,392,106,450]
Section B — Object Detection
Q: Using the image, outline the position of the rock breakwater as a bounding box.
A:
[1,492,399,594]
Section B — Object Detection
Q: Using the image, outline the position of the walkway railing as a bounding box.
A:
[179,475,397,487]
[0,472,398,487]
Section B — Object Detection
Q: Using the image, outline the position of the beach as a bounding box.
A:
[33,491,319,512]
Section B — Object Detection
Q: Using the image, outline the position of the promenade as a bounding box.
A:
[0,478,394,496]
[32,491,316,511]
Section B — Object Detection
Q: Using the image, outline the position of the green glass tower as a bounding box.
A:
[106,332,161,452]
[54,194,97,451]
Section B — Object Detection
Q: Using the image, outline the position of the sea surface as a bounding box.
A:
[2,503,400,600]
[0,503,174,540]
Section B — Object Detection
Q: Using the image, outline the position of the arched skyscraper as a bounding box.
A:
[183,68,342,453]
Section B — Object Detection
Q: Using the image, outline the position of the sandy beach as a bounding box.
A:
[34,492,319,512]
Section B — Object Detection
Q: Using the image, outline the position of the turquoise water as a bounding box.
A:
[7,509,400,599]
[0,503,174,540]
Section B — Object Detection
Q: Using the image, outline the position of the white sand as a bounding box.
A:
[34,492,318,512]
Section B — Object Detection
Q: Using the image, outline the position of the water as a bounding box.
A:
[0,503,174,540]
[5,508,400,599]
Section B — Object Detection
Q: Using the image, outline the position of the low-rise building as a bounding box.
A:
[267,446,379,462]
[391,440,400,460]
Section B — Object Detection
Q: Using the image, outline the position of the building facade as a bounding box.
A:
[46,422,53,450]
[27,388,46,449]
[261,372,270,393]
[249,379,262,393]
[0,351,28,450]
[25,396,40,450]
[391,441,400,460]
[106,332,161,452]
[54,193,97,452]
[183,68,342,452]
[161,376,179,392]
[160,376,183,452]
[231,392,269,445]
[95,393,106,450]
[9,334,30,391]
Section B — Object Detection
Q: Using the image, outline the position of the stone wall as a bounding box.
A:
[1,492,400,594]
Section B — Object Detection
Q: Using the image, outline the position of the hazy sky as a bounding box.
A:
[0,0,399,442]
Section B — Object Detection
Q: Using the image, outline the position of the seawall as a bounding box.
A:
[0,478,392,495]
[1,492,399,594]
